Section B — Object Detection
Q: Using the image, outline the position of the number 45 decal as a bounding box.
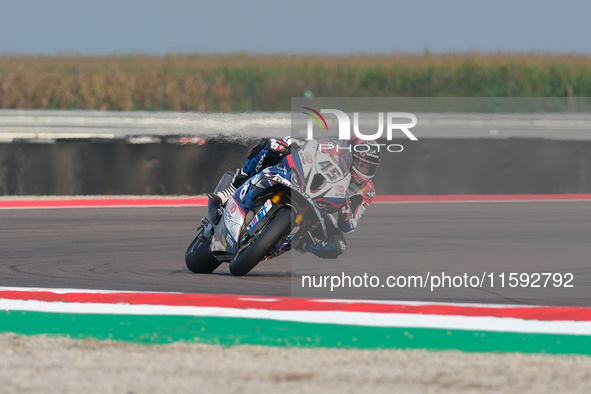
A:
[318,160,340,181]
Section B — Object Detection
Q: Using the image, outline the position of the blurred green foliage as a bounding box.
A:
[0,54,590,111]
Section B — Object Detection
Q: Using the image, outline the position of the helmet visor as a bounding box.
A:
[353,157,379,177]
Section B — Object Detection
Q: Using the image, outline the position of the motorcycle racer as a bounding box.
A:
[208,136,380,259]
[208,137,290,207]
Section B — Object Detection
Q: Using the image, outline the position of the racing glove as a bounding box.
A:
[338,198,358,232]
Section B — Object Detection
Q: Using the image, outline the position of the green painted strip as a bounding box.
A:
[1,310,590,355]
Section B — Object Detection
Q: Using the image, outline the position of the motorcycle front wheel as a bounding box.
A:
[229,207,291,276]
[185,227,222,274]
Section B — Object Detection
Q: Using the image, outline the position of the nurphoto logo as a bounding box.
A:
[302,107,418,153]
[302,107,418,140]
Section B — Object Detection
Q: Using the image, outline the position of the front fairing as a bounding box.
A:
[287,139,350,216]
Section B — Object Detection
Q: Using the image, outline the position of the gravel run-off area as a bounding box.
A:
[1,334,591,394]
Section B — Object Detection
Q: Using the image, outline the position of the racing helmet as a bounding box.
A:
[348,136,381,185]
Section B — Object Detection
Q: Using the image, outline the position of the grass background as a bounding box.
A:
[1,53,591,112]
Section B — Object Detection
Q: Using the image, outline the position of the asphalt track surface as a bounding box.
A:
[1,201,590,306]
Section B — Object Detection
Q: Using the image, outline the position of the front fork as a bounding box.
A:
[271,187,288,204]
[268,188,309,257]
[270,187,308,225]
[271,186,309,223]
[243,186,309,259]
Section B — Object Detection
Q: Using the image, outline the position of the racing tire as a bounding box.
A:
[229,207,291,276]
[185,231,222,274]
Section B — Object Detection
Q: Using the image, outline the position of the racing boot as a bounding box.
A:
[208,169,249,207]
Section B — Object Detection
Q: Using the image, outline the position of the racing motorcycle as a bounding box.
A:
[185,138,352,276]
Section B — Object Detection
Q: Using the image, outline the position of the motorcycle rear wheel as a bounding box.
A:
[229,207,291,276]
[185,228,222,274]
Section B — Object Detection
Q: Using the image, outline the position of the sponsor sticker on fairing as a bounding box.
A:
[246,199,273,234]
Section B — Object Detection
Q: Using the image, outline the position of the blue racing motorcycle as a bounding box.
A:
[185,138,352,276]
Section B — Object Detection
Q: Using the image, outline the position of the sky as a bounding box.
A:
[0,0,589,55]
